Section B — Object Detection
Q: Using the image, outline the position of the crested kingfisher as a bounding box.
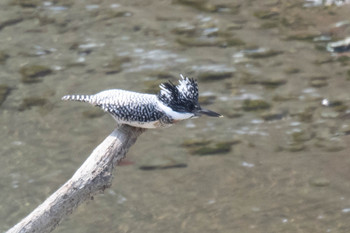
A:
[62,75,222,128]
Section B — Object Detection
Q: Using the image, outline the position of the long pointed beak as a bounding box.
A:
[196,108,223,117]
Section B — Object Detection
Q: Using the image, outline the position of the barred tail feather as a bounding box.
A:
[61,94,93,103]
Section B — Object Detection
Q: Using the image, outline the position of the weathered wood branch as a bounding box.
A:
[7,125,146,233]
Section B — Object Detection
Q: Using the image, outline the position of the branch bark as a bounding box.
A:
[7,125,146,233]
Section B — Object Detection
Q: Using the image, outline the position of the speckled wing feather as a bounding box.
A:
[62,89,165,128]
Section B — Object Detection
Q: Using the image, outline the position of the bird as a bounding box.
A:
[62,74,222,128]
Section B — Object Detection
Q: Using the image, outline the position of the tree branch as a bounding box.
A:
[7,125,146,233]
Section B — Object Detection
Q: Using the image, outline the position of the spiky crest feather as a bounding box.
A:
[158,75,199,113]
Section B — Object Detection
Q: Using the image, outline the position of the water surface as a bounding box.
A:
[1,0,350,232]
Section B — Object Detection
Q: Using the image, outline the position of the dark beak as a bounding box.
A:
[196,108,223,117]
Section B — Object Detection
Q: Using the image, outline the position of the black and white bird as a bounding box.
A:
[62,75,222,128]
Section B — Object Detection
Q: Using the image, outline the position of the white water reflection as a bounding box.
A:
[304,0,350,7]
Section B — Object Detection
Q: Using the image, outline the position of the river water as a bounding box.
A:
[1,0,350,232]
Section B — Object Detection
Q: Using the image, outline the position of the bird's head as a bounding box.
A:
[157,75,222,118]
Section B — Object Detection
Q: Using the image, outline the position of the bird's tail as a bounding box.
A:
[61,94,93,103]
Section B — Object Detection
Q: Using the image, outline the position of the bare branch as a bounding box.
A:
[7,125,146,233]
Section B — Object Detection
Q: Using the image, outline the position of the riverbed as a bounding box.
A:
[1,0,350,232]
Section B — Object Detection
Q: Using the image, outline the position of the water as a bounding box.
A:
[1,0,350,232]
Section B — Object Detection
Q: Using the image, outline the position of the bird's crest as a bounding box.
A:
[158,75,199,112]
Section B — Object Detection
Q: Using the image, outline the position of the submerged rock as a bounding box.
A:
[189,142,233,155]
[20,65,52,83]
[309,76,328,88]
[284,67,300,74]
[98,10,133,20]
[0,51,9,64]
[183,139,238,156]
[295,107,315,122]
[12,0,41,7]
[272,93,297,102]
[225,23,243,30]
[253,9,279,19]
[171,24,197,36]
[174,0,217,12]
[0,84,11,106]
[320,110,340,119]
[336,56,350,65]
[260,110,287,121]
[340,125,350,135]
[19,96,48,111]
[309,177,330,187]
[240,73,260,85]
[285,31,320,41]
[259,77,287,88]
[192,65,235,82]
[242,99,271,111]
[314,139,345,152]
[259,21,279,29]
[197,70,233,81]
[215,3,240,14]
[174,21,245,48]
[174,0,240,13]
[322,99,347,112]
[281,143,306,152]
[291,130,314,143]
[138,153,187,170]
[224,37,246,47]
[0,17,23,31]
[103,56,131,75]
[139,163,187,171]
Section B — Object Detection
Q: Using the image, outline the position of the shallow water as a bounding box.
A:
[1,0,350,232]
